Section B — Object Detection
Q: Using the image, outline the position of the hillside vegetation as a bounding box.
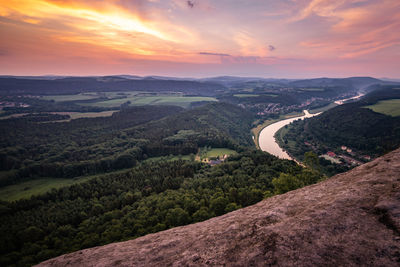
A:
[0,103,253,187]
[277,86,400,175]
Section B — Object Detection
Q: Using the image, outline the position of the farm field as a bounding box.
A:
[41,93,100,102]
[364,99,400,117]
[300,88,325,91]
[0,111,118,121]
[233,94,260,98]
[81,96,218,108]
[0,169,131,201]
[200,148,237,159]
[0,177,92,201]
[52,110,118,120]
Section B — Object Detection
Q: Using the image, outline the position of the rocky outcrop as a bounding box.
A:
[38,148,400,266]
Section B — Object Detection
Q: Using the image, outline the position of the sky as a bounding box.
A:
[0,0,399,78]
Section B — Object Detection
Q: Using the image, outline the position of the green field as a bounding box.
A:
[203,148,237,158]
[41,93,100,102]
[234,94,260,98]
[300,88,325,91]
[364,99,400,117]
[0,169,133,202]
[82,96,218,108]
[53,110,118,120]
[0,111,118,122]
[0,177,92,201]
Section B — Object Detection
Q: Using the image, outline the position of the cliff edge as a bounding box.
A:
[38,148,400,266]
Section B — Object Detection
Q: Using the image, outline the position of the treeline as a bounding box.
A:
[0,77,226,96]
[0,103,254,186]
[0,150,323,266]
[1,96,114,115]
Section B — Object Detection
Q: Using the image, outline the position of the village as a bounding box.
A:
[317,145,371,167]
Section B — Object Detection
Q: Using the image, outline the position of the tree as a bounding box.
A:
[304,151,320,171]
[272,173,303,195]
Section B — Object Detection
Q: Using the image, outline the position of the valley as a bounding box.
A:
[0,75,399,266]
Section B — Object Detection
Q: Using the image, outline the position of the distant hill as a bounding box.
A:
[0,77,226,96]
[289,77,383,90]
[37,148,400,267]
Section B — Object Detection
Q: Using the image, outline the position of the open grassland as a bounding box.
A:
[0,177,92,201]
[364,99,400,117]
[234,94,260,98]
[53,110,118,120]
[0,111,118,121]
[0,169,131,202]
[300,88,325,91]
[204,148,237,158]
[41,93,100,102]
[82,96,218,108]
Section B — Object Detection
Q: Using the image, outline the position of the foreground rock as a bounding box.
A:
[38,149,400,266]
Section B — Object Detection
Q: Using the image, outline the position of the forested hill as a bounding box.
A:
[0,77,226,96]
[279,86,400,163]
[0,102,254,186]
[37,147,400,267]
[0,149,323,267]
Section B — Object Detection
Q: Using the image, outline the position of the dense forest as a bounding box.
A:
[277,86,400,175]
[0,150,323,266]
[0,103,254,186]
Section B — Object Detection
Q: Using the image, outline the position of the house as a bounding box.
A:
[209,159,222,166]
[363,155,371,161]
[327,151,336,157]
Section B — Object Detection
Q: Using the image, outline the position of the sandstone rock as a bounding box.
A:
[37,148,400,266]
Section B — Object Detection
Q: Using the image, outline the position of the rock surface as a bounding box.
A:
[38,148,400,267]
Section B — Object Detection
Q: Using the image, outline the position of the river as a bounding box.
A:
[258,93,365,160]
[258,110,320,160]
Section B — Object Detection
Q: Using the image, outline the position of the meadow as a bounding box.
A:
[364,99,400,117]
[233,94,260,98]
[41,93,100,102]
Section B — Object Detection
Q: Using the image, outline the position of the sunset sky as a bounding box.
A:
[0,0,399,78]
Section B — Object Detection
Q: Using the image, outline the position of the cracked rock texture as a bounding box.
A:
[37,148,400,266]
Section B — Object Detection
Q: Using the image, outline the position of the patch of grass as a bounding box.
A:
[52,110,118,121]
[82,96,218,108]
[41,94,100,102]
[0,177,91,202]
[233,94,260,98]
[300,88,325,91]
[263,94,278,97]
[364,99,400,117]
[0,169,131,202]
[203,148,237,158]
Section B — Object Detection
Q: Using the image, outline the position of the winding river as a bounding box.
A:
[258,93,365,160]
[258,110,320,160]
